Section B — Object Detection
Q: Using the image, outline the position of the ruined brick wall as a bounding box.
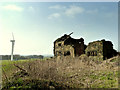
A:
[54,35,84,58]
[54,41,74,57]
[103,40,114,59]
[54,34,117,59]
[85,41,104,60]
[74,42,84,56]
[85,40,115,60]
[54,41,64,57]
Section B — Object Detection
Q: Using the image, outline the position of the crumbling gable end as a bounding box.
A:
[85,39,117,60]
[54,33,85,57]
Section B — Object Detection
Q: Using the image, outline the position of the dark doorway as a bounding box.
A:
[64,51,70,56]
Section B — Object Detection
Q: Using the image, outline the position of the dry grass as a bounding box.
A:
[2,55,119,89]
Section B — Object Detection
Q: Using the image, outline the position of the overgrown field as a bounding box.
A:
[1,55,119,89]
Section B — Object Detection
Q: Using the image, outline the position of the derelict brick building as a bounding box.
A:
[54,32,84,57]
[85,39,117,60]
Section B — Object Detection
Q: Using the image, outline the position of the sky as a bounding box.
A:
[0,2,118,56]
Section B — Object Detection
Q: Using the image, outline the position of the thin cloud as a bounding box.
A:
[2,4,23,12]
[28,6,34,12]
[86,9,98,14]
[49,5,66,9]
[48,13,61,19]
[48,5,100,19]
[65,5,84,17]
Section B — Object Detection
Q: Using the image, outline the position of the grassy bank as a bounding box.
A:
[1,55,119,89]
[1,59,44,82]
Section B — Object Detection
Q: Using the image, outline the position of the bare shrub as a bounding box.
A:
[8,55,118,88]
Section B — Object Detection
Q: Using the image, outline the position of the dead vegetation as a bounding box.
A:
[2,55,119,89]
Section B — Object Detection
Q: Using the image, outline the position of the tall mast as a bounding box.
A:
[10,33,15,61]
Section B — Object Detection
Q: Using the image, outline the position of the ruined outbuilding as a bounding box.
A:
[54,32,85,57]
[85,39,117,60]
